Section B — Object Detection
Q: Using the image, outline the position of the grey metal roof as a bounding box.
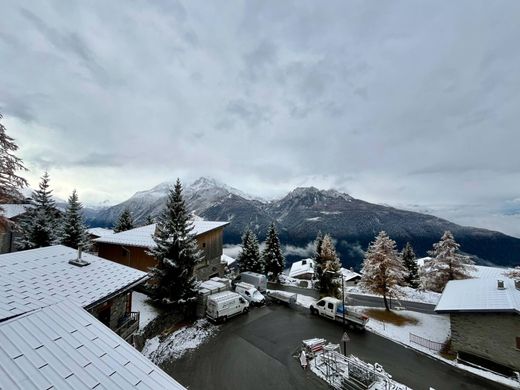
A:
[435,278,520,314]
[94,221,229,248]
[0,300,185,389]
[0,245,148,321]
[0,204,31,219]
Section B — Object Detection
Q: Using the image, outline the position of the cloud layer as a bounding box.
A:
[1,1,520,236]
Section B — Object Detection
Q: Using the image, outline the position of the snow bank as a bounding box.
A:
[279,274,314,289]
[132,292,162,331]
[345,285,441,305]
[142,319,219,364]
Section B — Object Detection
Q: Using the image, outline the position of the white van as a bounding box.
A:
[239,271,268,293]
[206,291,249,322]
[235,282,266,306]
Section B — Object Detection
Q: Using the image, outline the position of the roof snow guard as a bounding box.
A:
[435,278,520,314]
[0,245,149,321]
[0,300,185,390]
[93,221,229,248]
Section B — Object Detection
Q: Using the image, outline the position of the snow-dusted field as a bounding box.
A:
[345,285,441,305]
[132,291,162,331]
[142,319,219,364]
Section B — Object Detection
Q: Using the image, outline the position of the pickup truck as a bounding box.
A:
[309,297,369,330]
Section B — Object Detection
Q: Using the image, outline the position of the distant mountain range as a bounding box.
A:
[85,177,520,269]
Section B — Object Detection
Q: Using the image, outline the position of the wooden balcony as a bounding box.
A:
[115,312,140,342]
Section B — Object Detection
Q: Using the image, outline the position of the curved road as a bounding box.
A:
[161,304,506,390]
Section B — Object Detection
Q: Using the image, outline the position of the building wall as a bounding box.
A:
[89,292,131,331]
[450,312,520,371]
[97,227,225,280]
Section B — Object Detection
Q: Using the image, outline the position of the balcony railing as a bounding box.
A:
[115,311,140,341]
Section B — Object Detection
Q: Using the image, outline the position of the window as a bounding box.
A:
[516,337,520,350]
[202,242,206,248]
[245,291,250,296]
[327,302,334,310]
[317,300,325,307]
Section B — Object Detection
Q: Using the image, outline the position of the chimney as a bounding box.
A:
[497,280,505,290]
[69,246,90,267]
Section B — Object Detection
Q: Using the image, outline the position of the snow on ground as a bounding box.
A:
[362,307,450,349]
[345,285,441,305]
[132,291,162,331]
[295,293,317,309]
[278,274,314,289]
[142,319,219,364]
[363,307,520,389]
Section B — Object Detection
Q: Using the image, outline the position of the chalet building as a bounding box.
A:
[0,245,149,342]
[94,221,229,281]
[289,258,315,280]
[86,227,114,253]
[0,204,30,253]
[435,277,520,374]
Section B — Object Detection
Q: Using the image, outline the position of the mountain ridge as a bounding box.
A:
[85,177,520,268]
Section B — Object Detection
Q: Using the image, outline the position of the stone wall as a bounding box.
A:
[450,312,520,371]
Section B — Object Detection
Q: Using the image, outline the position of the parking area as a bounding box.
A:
[160,303,507,390]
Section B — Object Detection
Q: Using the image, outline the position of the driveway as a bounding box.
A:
[161,304,507,390]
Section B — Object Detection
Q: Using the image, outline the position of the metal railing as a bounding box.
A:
[115,312,140,341]
[409,333,443,352]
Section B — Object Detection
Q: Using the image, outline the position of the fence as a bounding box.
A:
[409,333,443,352]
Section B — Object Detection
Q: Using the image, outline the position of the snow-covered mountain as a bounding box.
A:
[87,178,520,268]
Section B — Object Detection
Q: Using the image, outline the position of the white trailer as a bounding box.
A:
[309,297,368,330]
[239,272,267,293]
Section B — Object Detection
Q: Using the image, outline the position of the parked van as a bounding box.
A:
[239,271,268,293]
[206,291,249,322]
[235,282,266,306]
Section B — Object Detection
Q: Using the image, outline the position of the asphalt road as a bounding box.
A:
[161,304,507,390]
[268,282,437,314]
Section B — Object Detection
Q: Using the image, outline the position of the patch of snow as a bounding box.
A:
[142,319,219,364]
[305,217,321,221]
[279,274,314,289]
[132,292,162,331]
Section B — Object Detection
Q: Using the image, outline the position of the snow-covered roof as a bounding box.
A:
[435,278,520,314]
[415,257,432,267]
[86,227,115,237]
[0,300,185,390]
[289,258,315,278]
[221,254,236,266]
[0,204,31,219]
[0,245,148,321]
[341,268,362,281]
[94,221,229,248]
[470,265,510,280]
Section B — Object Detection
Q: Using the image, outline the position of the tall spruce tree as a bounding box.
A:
[237,228,263,273]
[1,114,28,209]
[262,222,285,281]
[60,190,89,250]
[421,231,475,293]
[317,234,342,297]
[17,172,60,249]
[313,231,324,280]
[114,207,134,232]
[360,231,407,310]
[401,242,419,288]
[149,179,202,312]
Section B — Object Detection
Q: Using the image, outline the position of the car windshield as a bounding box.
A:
[253,291,262,298]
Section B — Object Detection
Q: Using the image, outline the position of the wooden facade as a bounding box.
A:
[97,227,226,280]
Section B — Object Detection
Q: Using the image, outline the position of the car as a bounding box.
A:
[235,282,266,306]
[206,291,249,322]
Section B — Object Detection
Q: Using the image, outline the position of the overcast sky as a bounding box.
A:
[1,1,520,236]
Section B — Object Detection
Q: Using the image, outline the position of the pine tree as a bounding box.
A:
[0,113,28,209]
[505,266,520,280]
[145,215,155,225]
[401,242,419,288]
[237,228,263,273]
[421,230,475,293]
[313,231,324,280]
[114,207,134,232]
[262,222,285,281]
[317,234,342,297]
[17,172,60,249]
[149,179,202,313]
[60,190,89,250]
[360,231,407,310]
